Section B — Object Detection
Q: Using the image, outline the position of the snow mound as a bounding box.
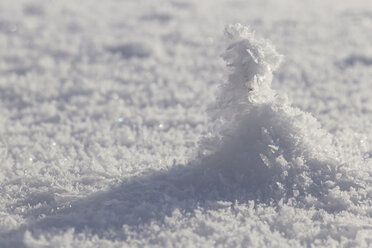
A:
[199,24,365,211]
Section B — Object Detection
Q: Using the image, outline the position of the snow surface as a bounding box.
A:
[1,0,372,247]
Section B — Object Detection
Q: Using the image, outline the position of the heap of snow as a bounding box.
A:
[199,24,365,211]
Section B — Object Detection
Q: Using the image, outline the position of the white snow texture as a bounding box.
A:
[1,0,372,247]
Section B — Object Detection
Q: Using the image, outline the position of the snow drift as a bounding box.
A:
[198,24,366,211]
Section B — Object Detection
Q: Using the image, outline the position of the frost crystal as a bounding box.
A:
[200,24,360,209]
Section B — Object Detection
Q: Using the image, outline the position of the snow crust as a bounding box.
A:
[1,0,372,247]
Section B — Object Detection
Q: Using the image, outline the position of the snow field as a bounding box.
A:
[0,0,372,247]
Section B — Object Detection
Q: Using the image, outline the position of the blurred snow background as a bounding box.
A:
[0,0,372,247]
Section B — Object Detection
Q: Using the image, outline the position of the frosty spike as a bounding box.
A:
[199,24,353,209]
[218,24,282,116]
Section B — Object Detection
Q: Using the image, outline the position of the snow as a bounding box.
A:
[1,0,372,247]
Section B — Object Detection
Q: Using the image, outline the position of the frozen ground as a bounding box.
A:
[1,0,372,247]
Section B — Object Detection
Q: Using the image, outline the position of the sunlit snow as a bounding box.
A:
[1,0,372,247]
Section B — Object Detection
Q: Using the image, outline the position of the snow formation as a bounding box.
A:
[1,0,372,247]
[199,24,366,211]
